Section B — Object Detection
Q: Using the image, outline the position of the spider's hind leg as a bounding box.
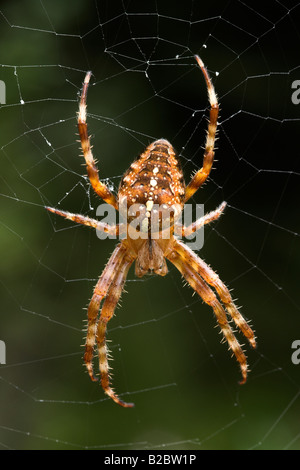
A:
[185,56,219,202]
[77,71,118,210]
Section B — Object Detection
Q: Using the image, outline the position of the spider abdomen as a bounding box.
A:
[118,138,185,211]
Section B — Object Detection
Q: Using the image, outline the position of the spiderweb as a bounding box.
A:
[1,0,300,450]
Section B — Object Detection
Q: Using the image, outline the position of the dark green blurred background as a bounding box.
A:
[1,0,300,450]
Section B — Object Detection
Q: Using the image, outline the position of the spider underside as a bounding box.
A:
[46,56,256,408]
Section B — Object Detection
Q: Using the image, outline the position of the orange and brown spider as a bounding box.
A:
[46,56,256,408]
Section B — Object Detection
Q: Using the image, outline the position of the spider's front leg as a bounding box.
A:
[84,243,127,382]
[167,249,250,384]
[96,254,134,408]
[84,241,135,408]
[174,239,256,349]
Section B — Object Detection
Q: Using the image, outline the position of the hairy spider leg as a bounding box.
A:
[174,239,256,349]
[84,243,127,381]
[78,71,118,210]
[45,207,119,237]
[167,249,249,384]
[174,201,227,237]
[185,55,219,202]
[96,253,134,407]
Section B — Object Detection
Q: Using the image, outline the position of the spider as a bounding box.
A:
[46,55,256,408]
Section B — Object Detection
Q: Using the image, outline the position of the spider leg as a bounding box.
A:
[46,206,119,237]
[174,201,227,238]
[174,239,256,348]
[167,248,249,384]
[185,56,219,202]
[96,255,134,408]
[84,243,127,381]
[78,72,118,210]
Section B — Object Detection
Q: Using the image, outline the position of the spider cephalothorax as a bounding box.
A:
[47,56,256,407]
